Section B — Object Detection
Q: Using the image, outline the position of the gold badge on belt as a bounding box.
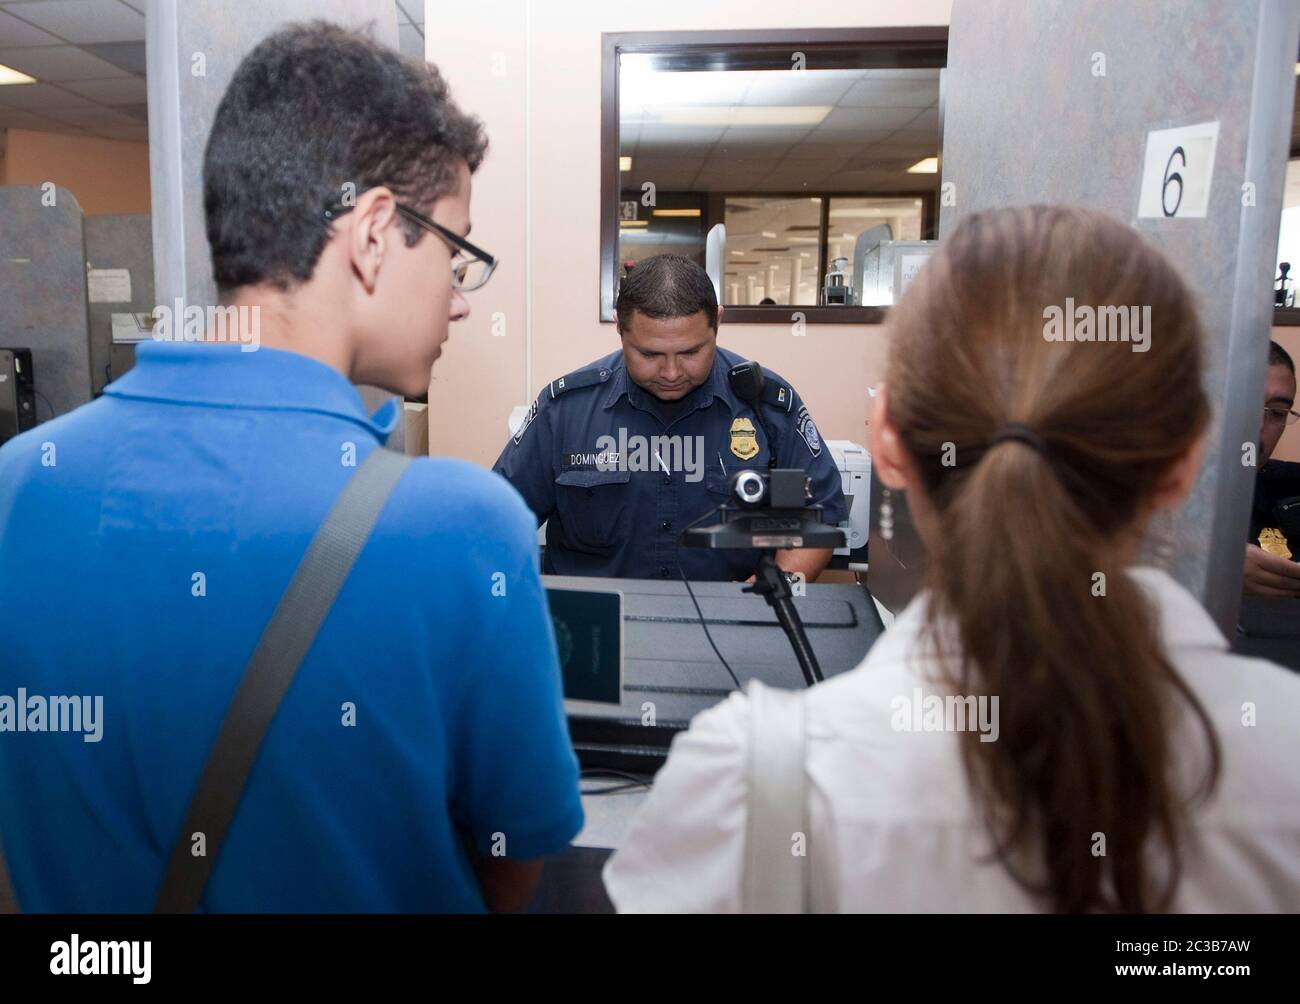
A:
[1260,527,1293,560]
[730,417,759,460]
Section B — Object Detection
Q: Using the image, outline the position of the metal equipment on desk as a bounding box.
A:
[547,575,884,774]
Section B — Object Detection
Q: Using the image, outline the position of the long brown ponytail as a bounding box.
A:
[885,206,1220,912]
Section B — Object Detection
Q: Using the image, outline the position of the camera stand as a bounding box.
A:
[681,507,845,689]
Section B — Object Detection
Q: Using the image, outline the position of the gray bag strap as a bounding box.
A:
[742,679,811,914]
[153,447,412,914]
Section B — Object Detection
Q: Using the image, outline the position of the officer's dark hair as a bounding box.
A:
[203,21,487,296]
[616,254,719,333]
[1269,339,1296,375]
[887,206,1219,913]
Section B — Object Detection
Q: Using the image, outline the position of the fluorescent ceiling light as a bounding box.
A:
[761,230,776,238]
[628,105,832,128]
[907,157,939,174]
[619,220,649,228]
[830,206,917,218]
[653,208,701,217]
[619,156,632,171]
[0,63,37,86]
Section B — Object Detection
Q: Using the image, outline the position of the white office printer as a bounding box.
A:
[827,439,871,566]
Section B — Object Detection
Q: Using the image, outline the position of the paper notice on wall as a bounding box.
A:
[899,253,931,294]
[111,312,153,344]
[88,268,132,303]
[1137,121,1219,219]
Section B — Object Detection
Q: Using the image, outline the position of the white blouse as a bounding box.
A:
[603,568,1300,912]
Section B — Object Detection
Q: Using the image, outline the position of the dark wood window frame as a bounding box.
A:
[600,26,949,326]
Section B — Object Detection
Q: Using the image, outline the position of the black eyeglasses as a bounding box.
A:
[1264,405,1300,427]
[322,199,498,291]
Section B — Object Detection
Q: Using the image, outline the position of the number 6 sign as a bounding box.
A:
[1137,121,1220,219]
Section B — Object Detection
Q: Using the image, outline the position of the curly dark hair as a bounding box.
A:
[203,21,487,294]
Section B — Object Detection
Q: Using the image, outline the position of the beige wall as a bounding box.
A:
[1270,326,1300,463]
[4,128,150,216]
[425,0,951,466]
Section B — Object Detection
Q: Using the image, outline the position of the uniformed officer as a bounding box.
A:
[1245,340,1300,596]
[493,253,848,581]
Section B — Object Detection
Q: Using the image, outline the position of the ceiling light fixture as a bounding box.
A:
[0,64,37,86]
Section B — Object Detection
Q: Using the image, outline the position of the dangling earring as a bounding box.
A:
[879,487,894,541]
[1148,513,1176,570]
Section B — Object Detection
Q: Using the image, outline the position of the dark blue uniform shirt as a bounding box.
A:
[1252,459,1300,557]
[493,345,848,581]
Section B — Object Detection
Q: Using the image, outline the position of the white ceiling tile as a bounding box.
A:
[783,132,895,159]
[57,73,142,103]
[904,107,940,130]
[79,39,142,73]
[852,140,937,161]
[741,71,859,107]
[0,79,94,107]
[838,77,938,109]
[778,152,852,175]
[7,0,145,44]
[0,8,62,46]
[45,104,136,127]
[716,126,811,149]
[815,106,918,132]
[693,166,766,186]
[638,123,725,147]
[0,43,130,80]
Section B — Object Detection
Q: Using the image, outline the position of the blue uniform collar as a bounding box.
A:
[600,344,735,417]
[104,342,400,440]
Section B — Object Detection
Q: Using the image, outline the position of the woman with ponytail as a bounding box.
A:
[604,206,1300,913]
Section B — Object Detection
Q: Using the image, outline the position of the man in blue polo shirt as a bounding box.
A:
[0,23,581,912]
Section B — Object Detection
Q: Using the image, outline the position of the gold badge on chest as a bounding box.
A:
[1260,527,1293,560]
[730,417,759,460]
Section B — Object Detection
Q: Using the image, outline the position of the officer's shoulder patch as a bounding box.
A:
[550,365,613,400]
[512,399,538,445]
[761,378,794,413]
[796,404,822,458]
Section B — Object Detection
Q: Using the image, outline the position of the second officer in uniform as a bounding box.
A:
[493,254,848,581]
